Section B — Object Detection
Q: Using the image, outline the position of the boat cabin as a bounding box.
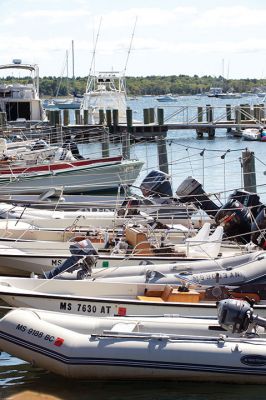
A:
[0,60,45,122]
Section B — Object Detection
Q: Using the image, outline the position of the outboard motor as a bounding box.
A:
[215,199,251,244]
[118,170,174,217]
[176,176,221,217]
[140,170,173,197]
[217,298,266,333]
[251,207,266,249]
[43,238,98,279]
[228,189,262,219]
[63,140,84,160]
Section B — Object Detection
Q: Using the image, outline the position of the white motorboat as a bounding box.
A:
[1,299,266,382]
[0,154,143,195]
[242,128,262,141]
[156,94,178,102]
[0,202,153,230]
[0,231,257,277]
[0,273,266,318]
[80,71,128,124]
[0,59,45,122]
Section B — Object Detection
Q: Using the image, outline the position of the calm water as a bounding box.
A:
[1,95,266,398]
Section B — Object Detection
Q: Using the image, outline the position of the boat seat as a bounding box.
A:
[136,296,164,302]
[161,284,173,301]
[138,285,174,302]
[167,289,201,303]
[110,323,137,332]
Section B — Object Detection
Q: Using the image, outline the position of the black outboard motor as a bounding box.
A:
[251,207,266,249]
[63,140,84,160]
[215,199,251,244]
[176,176,221,217]
[43,239,98,279]
[140,170,173,197]
[228,189,262,219]
[117,170,173,218]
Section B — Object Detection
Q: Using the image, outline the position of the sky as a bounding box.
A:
[1,0,266,79]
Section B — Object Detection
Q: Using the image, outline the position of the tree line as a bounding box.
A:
[2,75,266,96]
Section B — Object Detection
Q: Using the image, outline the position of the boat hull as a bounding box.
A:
[1,277,266,318]
[1,309,266,382]
[0,159,143,194]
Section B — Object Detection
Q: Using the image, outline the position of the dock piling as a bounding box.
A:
[157,108,164,125]
[143,108,150,124]
[99,109,105,125]
[156,135,169,174]
[122,129,130,160]
[63,110,69,126]
[242,149,257,193]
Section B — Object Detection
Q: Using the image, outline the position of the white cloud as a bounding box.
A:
[1,1,266,77]
[98,6,197,28]
[22,9,92,19]
[194,6,266,28]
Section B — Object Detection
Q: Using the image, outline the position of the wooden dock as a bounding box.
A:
[1,104,265,140]
[45,104,266,138]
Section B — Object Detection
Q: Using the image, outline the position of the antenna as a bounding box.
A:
[123,16,138,74]
[72,40,75,80]
[56,50,68,98]
[86,17,102,92]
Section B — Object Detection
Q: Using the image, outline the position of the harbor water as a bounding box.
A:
[1,95,266,398]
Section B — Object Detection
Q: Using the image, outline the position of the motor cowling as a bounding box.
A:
[215,199,251,244]
[228,189,262,219]
[251,207,266,249]
[217,298,253,333]
[176,176,221,217]
[140,170,173,197]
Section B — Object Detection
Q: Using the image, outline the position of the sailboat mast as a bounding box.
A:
[72,40,75,80]
[66,50,69,95]
[86,17,102,92]
[123,16,137,74]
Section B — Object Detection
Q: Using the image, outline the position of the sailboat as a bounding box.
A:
[43,41,82,111]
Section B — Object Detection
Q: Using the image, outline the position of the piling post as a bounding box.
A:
[83,110,89,125]
[242,149,257,193]
[208,128,215,138]
[49,110,60,126]
[240,104,245,121]
[63,110,69,126]
[149,108,155,123]
[126,108,133,132]
[226,104,232,121]
[254,105,259,121]
[112,109,119,134]
[75,110,81,125]
[157,108,164,125]
[197,107,203,122]
[105,110,113,133]
[259,104,265,123]
[101,129,110,158]
[143,108,150,124]
[99,109,105,125]
[122,129,130,160]
[235,106,241,125]
[0,112,7,127]
[156,135,169,174]
[206,105,213,122]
